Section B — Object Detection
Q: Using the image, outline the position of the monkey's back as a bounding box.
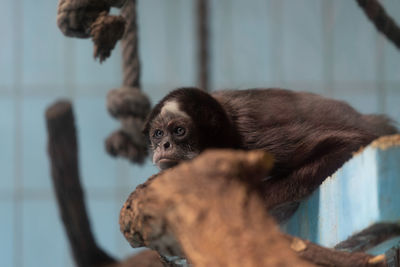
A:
[213,88,397,178]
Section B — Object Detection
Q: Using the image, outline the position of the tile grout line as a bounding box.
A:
[270,0,284,87]
[376,34,386,113]
[65,38,76,100]
[322,0,335,98]
[13,0,23,266]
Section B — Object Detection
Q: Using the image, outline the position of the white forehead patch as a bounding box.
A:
[160,100,189,118]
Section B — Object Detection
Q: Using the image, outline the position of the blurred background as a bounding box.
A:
[1,0,400,266]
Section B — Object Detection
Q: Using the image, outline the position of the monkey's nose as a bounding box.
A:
[163,141,171,149]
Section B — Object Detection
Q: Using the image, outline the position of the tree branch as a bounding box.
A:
[46,100,164,267]
[120,149,386,267]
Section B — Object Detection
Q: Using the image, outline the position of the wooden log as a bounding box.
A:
[284,235,387,267]
[46,100,164,267]
[120,149,386,267]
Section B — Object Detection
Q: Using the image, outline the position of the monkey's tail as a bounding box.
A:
[363,114,399,136]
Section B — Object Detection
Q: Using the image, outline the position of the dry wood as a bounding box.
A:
[120,149,388,267]
[46,100,164,267]
[120,150,308,266]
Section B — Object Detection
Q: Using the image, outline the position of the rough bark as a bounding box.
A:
[284,235,387,267]
[119,149,388,267]
[46,100,163,267]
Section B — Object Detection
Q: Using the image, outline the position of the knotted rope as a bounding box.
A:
[57,0,151,164]
[105,0,151,164]
[57,0,127,62]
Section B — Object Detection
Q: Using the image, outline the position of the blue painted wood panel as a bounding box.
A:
[282,136,400,252]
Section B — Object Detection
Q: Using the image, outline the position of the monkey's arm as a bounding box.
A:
[262,130,375,209]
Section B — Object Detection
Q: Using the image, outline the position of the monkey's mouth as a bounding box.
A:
[158,158,180,170]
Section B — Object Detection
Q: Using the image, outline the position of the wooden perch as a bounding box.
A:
[120,149,387,266]
[45,100,164,267]
[284,235,387,267]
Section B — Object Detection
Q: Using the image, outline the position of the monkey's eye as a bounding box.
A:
[153,129,164,138]
[174,127,186,136]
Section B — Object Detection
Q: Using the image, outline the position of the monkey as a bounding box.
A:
[143,87,398,219]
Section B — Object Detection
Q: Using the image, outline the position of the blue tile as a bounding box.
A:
[210,0,234,89]
[137,0,169,88]
[22,96,60,190]
[117,159,158,190]
[74,96,119,189]
[333,0,378,82]
[162,0,196,87]
[22,0,66,89]
[85,198,119,258]
[284,81,326,95]
[385,86,400,122]
[333,83,379,114]
[85,197,147,260]
[229,0,275,87]
[282,0,324,83]
[22,199,69,267]
[0,97,15,192]
[0,1,15,88]
[74,38,122,88]
[63,254,76,267]
[0,201,14,267]
[138,0,198,97]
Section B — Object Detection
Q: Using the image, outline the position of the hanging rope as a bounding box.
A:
[57,0,127,62]
[57,0,151,164]
[105,0,151,164]
[197,0,210,91]
[356,0,400,50]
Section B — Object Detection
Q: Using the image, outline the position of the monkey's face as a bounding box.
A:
[147,101,201,170]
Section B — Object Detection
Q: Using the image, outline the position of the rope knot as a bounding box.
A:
[106,86,151,164]
[107,86,151,119]
[91,12,126,62]
[57,0,127,61]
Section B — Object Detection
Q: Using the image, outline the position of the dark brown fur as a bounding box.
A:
[144,88,398,211]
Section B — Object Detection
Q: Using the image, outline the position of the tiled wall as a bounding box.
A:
[1,0,399,266]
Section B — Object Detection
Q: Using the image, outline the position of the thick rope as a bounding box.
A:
[105,0,151,164]
[56,0,150,163]
[197,0,210,91]
[121,0,141,88]
[356,0,400,50]
[57,0,127,62]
